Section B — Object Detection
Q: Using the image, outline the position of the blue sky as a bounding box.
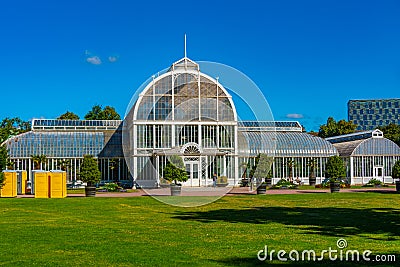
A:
[0,0,399,131]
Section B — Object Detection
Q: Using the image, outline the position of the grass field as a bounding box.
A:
[0,193,399,266]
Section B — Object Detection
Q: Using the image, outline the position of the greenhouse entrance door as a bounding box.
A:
[374,166,384,182]
[183,158,200,187]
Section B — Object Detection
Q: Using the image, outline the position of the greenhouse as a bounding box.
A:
[122,56,339,187]
[3,119,130,184]
[326,129,400,185]
[237,122,338,185]
[4,56,397,187]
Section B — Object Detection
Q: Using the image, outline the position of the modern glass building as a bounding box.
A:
[326,129,400,184]
[348,99,400,131]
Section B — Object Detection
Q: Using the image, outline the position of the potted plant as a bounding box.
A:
[79,155,101,197]
[392,160,400,193]
[163,155,188,196]
[307,158,318,186]
[286,159,296,183]
[216,176,229,187]
[325,156,346,193]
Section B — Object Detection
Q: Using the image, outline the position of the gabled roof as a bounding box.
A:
[168,57,199,72]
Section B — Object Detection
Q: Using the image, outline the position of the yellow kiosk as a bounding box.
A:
[33,171,50,198]
[1,171,17,198]
[49,170,67,198]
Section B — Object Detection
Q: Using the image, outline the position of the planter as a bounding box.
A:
[85,186,96,197]
[216,183,229,187]
[170,184,182,196]
[309,176,316,186]
[265,178,272,187]
[330,181,340,193]
[396,181,400,193]
[257,184,267,194]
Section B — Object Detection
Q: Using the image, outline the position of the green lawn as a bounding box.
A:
[0,193,399,266]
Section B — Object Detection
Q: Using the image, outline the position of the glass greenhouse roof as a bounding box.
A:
[4,131,104,158]
[239,131,337,157]
[238,121,302,132]
[32,119,122,131]
[332,138,400,157]
[325,130,383,144]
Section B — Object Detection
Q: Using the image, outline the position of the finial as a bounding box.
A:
[184,34,187,58]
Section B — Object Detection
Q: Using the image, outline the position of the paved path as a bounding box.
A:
[16,186,397,198]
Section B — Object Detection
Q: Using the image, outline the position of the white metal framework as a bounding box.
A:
[124,57,239,188]
[327,129,400,184]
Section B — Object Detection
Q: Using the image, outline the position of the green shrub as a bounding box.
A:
[103,182,120,192]
[271,178,297,189]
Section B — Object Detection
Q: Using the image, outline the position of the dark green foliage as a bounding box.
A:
[392,160,400,180]
[318,117,356,138]
[102,182,121,192]
[101,106,121,120]
[379,123,400,146]
[271,178,297,189]
[57,111,80,120]
[84,105,121,120]
[0,145,8,171]
[79,155,101,186]
[0,145,7,189]
[163,155,187,185]
[0,117,31,143]
[325,156,346,182]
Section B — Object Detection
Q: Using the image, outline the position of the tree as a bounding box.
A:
[318,117,357,138]
[392,160,400,181]
[307,158,318,178]
[0,117,31,143]
[84,105,121,120]
[325,156,346,182]
[378,123,400,147]
[0,145,8,189]
[0,145,8,171]
[101,106,121,120]
[57,159,71,181]
[163,155,187,185]
[109,158,118,181]
[57,111,80,120]
[286,159,296,181]
[84,105,103,120]
[31,154,47,170]
[79,155,101,186]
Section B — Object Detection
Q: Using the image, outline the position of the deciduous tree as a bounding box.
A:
[57,111,80,120]
[318,117,356,138]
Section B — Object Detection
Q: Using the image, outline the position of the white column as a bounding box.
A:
[350,157,354,185]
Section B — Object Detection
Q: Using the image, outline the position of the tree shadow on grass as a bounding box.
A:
[172,207,400,239]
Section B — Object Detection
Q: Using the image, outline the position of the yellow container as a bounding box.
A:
[1,171,17,198]
[16,170,27,195]
[49,171,67,198]
[34,171,50,198]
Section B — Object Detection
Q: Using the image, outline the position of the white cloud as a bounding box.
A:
[108,56,118,63]
[286,113,304,119]
[86,56,102,65]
